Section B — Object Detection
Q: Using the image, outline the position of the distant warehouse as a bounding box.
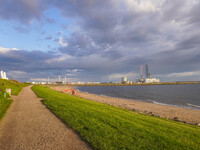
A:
[145,78,160,83]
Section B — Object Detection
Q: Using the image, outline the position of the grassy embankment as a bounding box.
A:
[32,85,200,150]
[0,79,27,120]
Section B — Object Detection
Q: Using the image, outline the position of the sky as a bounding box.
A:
[0,0,200,82]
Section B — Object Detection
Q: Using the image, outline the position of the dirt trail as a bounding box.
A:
[0,86,90,150]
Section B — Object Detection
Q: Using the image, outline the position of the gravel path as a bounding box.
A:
[0,86,90,150]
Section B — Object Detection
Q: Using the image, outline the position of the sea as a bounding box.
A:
[77,84,200,110]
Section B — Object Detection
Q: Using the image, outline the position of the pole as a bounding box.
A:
[59,75,61,82]
[140,64,143,79]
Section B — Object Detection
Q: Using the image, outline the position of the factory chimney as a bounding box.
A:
[145,64,151,79]
[140,64,143,79]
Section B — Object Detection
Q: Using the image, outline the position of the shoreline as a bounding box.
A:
[79,91,200,111]
[69,81,200,86]
[50,86,200,125]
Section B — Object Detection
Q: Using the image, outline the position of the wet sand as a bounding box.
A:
[50,86,200,125]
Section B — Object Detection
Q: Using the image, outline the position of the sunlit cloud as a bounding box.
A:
[0,46,18,53]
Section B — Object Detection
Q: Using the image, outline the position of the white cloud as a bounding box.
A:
[108,71,138,81]
[58,37,68,47]
[7,71,27,79]
[155,71,200,79]
[0,46,18,53]
[30,78,48,82]
[167,71,200,77]
[45,54,72,64]
[31,77,80,83]
[69,69,82,72]
[124,0,164,12]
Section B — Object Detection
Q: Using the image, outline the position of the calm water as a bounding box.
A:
[77,84,200,110]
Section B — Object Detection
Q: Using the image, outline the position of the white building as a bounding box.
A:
[121,77,128,83]
[0,71,8,80]
[145,78,160,83]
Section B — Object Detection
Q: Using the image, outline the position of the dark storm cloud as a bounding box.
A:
[1,0,200,82]
[0,0,50,24]
[0,49,115,81]
[175,35,200,50]
[58,31,101,56]
[55,0,164,63]
[0,50,54,71]
[0,50,76,81]
[142,48,200,75]
[188,2,200,24]
[56,0,159,46]
[161,0,188,22]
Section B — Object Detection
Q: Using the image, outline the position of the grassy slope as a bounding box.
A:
[32,85,200,150]
[0,98,12,121]
[0,79,27,121]
[0,79,28,96]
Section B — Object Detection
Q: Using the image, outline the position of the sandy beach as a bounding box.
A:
[50,86,200,125]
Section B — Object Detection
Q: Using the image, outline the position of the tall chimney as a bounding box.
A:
[140,64,143,79]
[145,64,151,78]
[145,64,148,78]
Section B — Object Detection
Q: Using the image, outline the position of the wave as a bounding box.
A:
[186,103,200,109]
[100,94,109,97]
[152,101,200,110]
[152,101,172,106]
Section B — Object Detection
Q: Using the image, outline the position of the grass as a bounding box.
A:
[0,97,12,121]
[32,85,200,150]
[0,79,28,121]
[0,79,28,96]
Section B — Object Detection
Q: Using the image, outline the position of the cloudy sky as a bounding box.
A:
[0,0,200,82]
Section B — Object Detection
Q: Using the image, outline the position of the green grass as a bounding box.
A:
[0,97,12,121]
[32,85,200,150]
[0,79,28,96]
[0,79,27,121]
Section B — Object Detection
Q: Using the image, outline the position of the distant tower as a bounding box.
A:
[3,72,6,79]
[65,76,66,83]
[0,71,3,78]
[122,77,127,83]
[140,64,143,79]
[0,71,8,80]
[145,64,151,78]
[58,75,61,82]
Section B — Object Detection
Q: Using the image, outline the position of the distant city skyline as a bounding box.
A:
[0,0,200,82]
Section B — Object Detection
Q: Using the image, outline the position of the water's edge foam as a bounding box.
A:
[77,88,200,110]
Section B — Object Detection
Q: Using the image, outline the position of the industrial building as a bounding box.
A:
[0,71,8,80]
[145,78,160,83]
[136,65,145,83]
[137,64,160,83]
[121,77,128,83]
